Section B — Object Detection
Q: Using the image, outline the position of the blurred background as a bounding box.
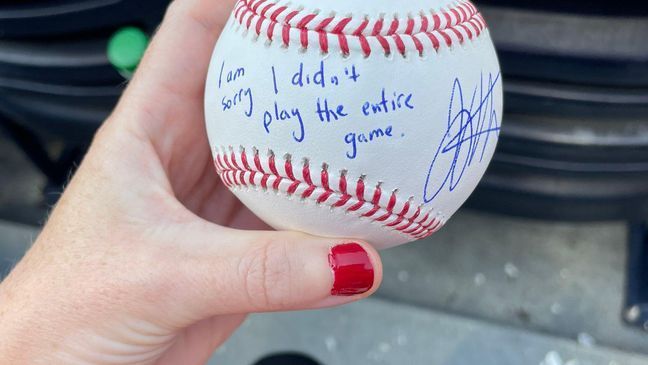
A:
[0,1,647,364]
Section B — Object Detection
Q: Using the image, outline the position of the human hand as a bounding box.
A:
[0,1,382,364]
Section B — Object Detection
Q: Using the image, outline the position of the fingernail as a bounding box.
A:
[329,243,374,296]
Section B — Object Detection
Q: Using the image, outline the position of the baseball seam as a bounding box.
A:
[233,0,487,57]
[214,146,444,241]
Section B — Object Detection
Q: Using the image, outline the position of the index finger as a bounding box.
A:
[127,0,238,102]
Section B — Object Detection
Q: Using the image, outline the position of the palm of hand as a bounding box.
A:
[117,0,266,231]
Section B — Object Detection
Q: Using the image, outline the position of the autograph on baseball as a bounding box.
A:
[424,72,501,203]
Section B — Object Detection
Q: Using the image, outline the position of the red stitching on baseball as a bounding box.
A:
[215,148,443,240]
[387,19,399,36]
[405,18,415,35]
[233,0,486,57]
[420,14,429,33]
[372,18,384,36]
[353,19,369,36]
[432,13,441,30]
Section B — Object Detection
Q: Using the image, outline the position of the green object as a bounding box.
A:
[107,27,149,77]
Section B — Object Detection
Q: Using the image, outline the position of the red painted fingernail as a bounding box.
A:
[329,243,375,296]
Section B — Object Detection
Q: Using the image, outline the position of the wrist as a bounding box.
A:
[0,265,64,364]
[0,280,35,363]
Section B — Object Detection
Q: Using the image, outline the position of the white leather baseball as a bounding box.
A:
[205,0,503,249]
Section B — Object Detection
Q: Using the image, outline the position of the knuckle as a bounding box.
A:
[164,0,213,32]
[164,0,183,21]
[238,239,294,309]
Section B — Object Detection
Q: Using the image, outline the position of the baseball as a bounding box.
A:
[205,0,503,249]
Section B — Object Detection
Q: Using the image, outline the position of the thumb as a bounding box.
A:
[165,221,382,318]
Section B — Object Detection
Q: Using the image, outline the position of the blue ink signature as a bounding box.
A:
[423,72,501,203]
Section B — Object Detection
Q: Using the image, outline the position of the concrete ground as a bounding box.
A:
[209,212,648,365]
[1,130,646,365]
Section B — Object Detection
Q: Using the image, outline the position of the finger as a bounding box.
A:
[121,0,237,108]
[163,221,382,318]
